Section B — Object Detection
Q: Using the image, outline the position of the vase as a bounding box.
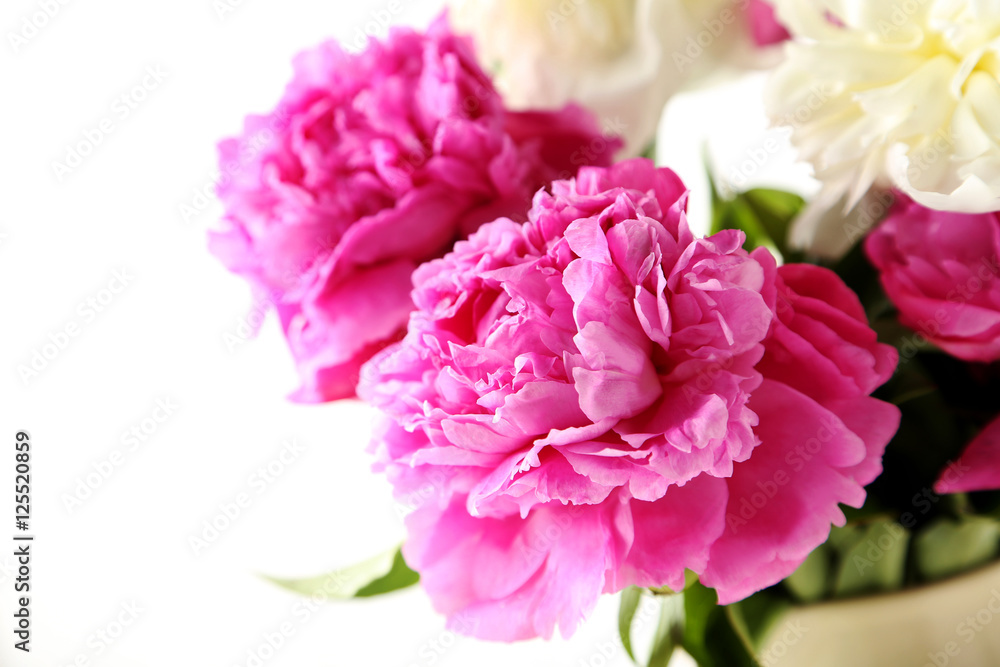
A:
[759,561,1000,666]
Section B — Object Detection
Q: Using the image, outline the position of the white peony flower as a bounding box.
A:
[445,0,694,156]
[767,0,1000,234]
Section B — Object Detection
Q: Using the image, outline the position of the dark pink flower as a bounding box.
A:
[935,415,1000,494]
[210,15,616,401]
[361,159,899,640]
[866,197,1000,362]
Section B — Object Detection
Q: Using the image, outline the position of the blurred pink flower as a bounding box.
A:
[361,159,898,640]
[866,197,1000,362]
[210,15,616,401]
[935,416,1000,494]
[747,0,789,47]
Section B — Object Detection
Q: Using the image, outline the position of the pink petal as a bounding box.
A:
[935,416,1000,494]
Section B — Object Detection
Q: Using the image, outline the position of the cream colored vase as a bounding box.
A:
[760,562,1000,667]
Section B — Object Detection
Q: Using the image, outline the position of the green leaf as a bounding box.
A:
[784,545,830,603]
[826,523,866,554]
[355,549,420,597]
[709,187,805,262]
[741,188,806,260]
[681,581,714,664]
[915,516,1000,582]
[647,596,680,667]
[641,140,657,162]
[263,547,418,599]
[711,195,775,253]
[727,590,791,653]
[832,520,910,598]
[704,155,805,261]
[682,582,760,667]
[619,587,643,663]
[649,569,699,596]
[840,503,894,526]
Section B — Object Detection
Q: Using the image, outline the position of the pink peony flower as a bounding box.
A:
[746,0,789,47]
[935,415,1000,494]
[360,159,899,640]
[210,15,617,402]
[865,197,1000,363]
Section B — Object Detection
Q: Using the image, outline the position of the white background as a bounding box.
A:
[0,0,808,665]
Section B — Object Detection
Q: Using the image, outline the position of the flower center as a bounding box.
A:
[911,9,1000,91]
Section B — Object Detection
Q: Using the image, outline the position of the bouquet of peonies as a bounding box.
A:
[210,1,1000,664]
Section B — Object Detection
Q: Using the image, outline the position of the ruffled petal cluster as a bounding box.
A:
[210,15,615,401]
[361,159,899,640]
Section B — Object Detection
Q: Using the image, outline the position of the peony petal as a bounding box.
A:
[935,416,1000,494]
[702,380,880,603]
